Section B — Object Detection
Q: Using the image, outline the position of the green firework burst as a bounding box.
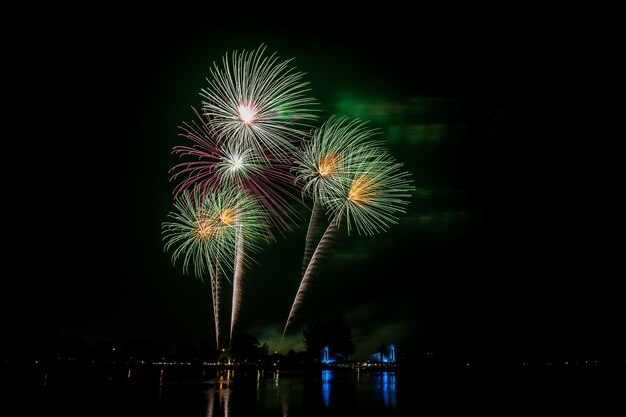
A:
[201,45,318,161]
[295,115,383,203]
[162,186,270,279]
[324,150,414,236]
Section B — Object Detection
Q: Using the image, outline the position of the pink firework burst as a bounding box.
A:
[170,107,303,232]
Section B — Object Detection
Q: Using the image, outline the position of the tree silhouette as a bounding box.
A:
[303,315,355,359]
[230,334,268,363]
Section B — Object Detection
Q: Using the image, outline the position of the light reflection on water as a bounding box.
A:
[360,371,398,410]
[321,370,332,407]
[206,384,230,417]
[201,369,397,416]
[206,369,233,417]
[13,362,621,416]
[378,372,397,408]
[24,365,401,416]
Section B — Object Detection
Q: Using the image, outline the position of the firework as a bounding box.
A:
[294,116,382,274]
[163,187,231,278]
[295,115,383,203]
[283,118,414,335]
[201,45,318,161]
[171,107,303,232]
[325,151,414,236]
[162,186,269,347]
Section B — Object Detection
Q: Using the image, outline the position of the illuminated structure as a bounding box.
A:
[321,346,331,364]
[320,346,345,364]
[371,344,397,363]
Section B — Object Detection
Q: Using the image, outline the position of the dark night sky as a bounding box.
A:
[7,14,621,359]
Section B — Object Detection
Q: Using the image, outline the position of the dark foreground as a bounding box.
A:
[1,362,625,416]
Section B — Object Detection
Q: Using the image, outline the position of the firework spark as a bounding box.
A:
[295,115,382,203]
[171,107,303,232]
[162,187,234,278]
[325,151,414,236]
[201,45,318,162]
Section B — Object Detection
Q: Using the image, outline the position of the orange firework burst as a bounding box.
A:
[347,175,377,205]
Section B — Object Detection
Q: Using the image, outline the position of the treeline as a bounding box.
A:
[1,334,266,363]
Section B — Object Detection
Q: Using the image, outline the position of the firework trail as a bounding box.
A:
[283,218,339,337]
[201,45,318,162]
[163,186,268,348]
[283,116,414,335]
[222,192,269,344]
[229,226,245,343]
[212,263,222,347]
[301,200,323,276]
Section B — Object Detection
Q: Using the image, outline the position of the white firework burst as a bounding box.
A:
[201,45,318,161]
